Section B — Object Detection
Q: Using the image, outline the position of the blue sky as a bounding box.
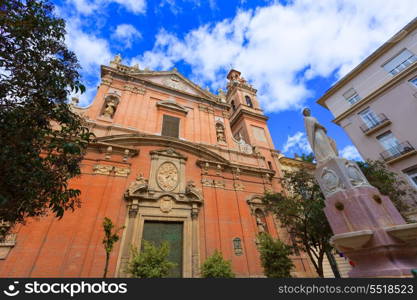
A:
[52,0,417,160]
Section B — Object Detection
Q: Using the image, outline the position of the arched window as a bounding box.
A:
[231,100,236,112]
[245,95,253,108]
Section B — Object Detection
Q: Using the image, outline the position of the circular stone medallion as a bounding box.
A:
[157,162,179,191]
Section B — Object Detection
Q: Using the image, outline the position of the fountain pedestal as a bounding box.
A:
[315,157,417,277]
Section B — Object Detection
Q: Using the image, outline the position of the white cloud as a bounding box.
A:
[65,18,112,74]
[282,131,312,155]
[134,0,417,112]
[68,0,146,15]
[63,17,113,106]
[112,0,146,14]
[111,24,142,49]
[340,145,362,161]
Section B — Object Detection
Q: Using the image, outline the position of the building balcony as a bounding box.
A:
[380,141,417,164]
[359,114,391,135]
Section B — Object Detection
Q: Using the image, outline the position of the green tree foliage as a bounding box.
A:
[357,160,417,216]
[299,153,315,163]
[257,233,294,278]
[201,250,235,278]
[126,240,177,278]
[102,217,124,278]
[262,168,333,277]
[0,0,93,238]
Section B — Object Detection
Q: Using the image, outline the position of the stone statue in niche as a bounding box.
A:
[103,98,118,118]
[256,216,266,233]
[217,88,226,103]
[216,123,226,143]
[255,209,267,233]
[303,108,338,164]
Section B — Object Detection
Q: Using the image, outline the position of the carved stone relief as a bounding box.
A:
[157,162,179,191]
[233,182,245,191]
[93,165,130,177]
[93,165,114,175]
[159,196,174,213]
[114,167,131,177]
[346,161,368,187]
[202,178,214,187]
[321,167,344,195]
[214,180,226,189]
[148,148,187,194]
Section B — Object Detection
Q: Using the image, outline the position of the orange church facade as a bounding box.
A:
[0,56,315,278]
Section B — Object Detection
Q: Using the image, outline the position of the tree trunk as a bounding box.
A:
[325,248,341,278]
[304,246,323,277]
[316,249,325,278]
[103,252,110,278]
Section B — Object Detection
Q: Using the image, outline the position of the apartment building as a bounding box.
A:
[316,17,417,198]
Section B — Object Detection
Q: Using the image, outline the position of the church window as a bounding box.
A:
[162,115,180,138]
[233,238,243,256]
[245,95,253,108]
[268,161,273,170]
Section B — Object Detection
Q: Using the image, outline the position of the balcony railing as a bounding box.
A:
[359,114,390,134]
[380,141,416,162]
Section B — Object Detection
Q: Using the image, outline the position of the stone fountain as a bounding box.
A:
[303,108,417,277]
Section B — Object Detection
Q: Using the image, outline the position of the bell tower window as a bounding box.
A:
[231,100,236,112]
[245,95,253,108]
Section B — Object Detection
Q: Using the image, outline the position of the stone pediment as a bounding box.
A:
[133,72,213,99]
[150,147,188,161]
[156,99,188,114]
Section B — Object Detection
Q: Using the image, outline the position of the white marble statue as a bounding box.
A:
[303,108,338,164]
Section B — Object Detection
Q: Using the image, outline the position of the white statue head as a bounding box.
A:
[302,108,311,117]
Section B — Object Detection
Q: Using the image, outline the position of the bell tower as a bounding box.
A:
[226,69,274,150]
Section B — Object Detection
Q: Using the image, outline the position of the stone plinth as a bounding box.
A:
[315,157,417,277]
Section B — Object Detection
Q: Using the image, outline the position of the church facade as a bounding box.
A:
[0,56,315,278]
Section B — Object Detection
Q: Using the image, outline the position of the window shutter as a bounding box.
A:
[162,115,180,138]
